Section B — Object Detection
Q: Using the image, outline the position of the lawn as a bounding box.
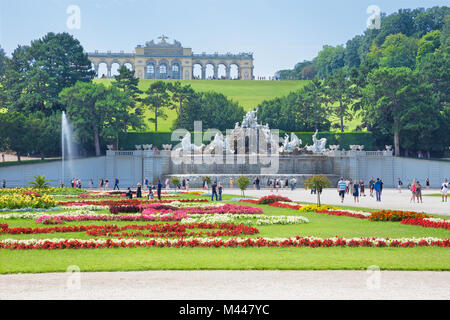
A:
[0,192,449,273]
[95,79,308,132]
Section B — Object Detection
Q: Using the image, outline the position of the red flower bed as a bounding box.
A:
[86,223,259,238]
[239,199,259,204]
[0,222,259,238]
[401,218,450,230]
[269,202,302,210]
[316,210,369,220]
[1,236,448,250]
[109,205,141,214]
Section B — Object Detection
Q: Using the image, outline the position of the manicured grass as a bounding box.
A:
[1,247,449,273]
[95,79,308,131]
[0,193,449,273]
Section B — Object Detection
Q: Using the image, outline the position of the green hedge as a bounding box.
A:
[119,131,376,151]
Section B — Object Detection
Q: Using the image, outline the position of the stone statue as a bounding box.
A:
[135,145,142,150]
[162,144,173,151]
[205,133,234,154]
[241,108,259,129]
[385,145,392,151]
[175,132,204,152]
[329,145,340,151]
[306,130,327,153]
[106,145,114,151]
[142,144,153,150]
[279,133,302,153]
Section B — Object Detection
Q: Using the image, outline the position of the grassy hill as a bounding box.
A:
[95,79,308,132]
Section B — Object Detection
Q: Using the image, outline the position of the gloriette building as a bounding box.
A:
[88,35,254,80]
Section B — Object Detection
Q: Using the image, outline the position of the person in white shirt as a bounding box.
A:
[441,179,448,202]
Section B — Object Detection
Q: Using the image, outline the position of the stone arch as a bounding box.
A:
[229,62,240,80]
[123,61,134,71]
[205,62,215,79]
[157,59,169,79]
[170,60,181,79]
[145,59,156,79]
[192,61,204,79]
[97,61,109,78]
[217,62,227,79]
[110,60,122,77]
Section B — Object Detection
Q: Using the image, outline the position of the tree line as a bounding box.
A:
[262,6,449,156]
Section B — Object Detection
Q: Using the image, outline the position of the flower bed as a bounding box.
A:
[369,210,430,222]
[401,217,450,230]
[1,236,448,250]
[269,202,303,210]
[315,209,372,219]
[0,194,56,209]
[182,214,309,225]
[0,222,259,238]
[298,205,337,212]
[0,187,86,195]
[35,212,189,224]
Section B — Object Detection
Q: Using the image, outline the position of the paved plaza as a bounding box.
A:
[221,187,450,216]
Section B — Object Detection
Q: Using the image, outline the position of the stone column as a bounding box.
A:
[107,64,112,78]
[201,66,206,80]
[213,65,218,79]
[226,66,231,80]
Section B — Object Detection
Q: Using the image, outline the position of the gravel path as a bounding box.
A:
[0,270,449,300]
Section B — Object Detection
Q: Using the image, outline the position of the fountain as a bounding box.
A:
[61,111,77,186]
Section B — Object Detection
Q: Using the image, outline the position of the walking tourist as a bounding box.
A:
[397,178,403,193]
[359,179,365,196]
[182,179,186,190]
[352,180,360,203]
[114,177,119,190]
[105,179,109,190]
[126,188,132,199]
[2,179,6,189]
[374,178,382,202]
[136,183,142,198]
[211,181,218,201]
[369,177,375,197]
[1,154,4,162]
[157,180,162,200]
[148,185,154,200]
[337,177,346,203]
[410,179,416,203]
[416,181,423,203]
[345,179,350,194]
[218,182,223,201]
[426,178,430,189]
[186,179,190,192]
[256,177,260,190]
[165,178,170,190]
[230,178,234,189]
[441,179,448,202]
[89,179,93,189]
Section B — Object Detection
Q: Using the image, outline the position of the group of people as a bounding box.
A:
[211,181,224,201]
[337,177,382,203]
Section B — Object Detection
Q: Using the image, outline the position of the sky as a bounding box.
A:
[0,0,448,77]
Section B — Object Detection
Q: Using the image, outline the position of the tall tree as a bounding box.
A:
[362,67,439,156]
[2,32,94,114]
[314,45,346,79]
[324,69,358,132]
[60,82,141,156]
[142,81,171,131]
[168,81,195,129]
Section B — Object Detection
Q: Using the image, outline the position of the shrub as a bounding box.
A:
[28,175,51,189]
[304,175,331,206]
[236,176,250,196]
[109,205,141,214]
[258,195,292,204]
